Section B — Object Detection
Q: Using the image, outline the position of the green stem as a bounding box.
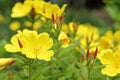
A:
[88,68,91,80]
[54,27,61,80]
[56,33,59,80]
[28,59,33,80]
[29,63,32,80]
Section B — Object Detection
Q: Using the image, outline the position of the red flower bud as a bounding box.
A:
[52,14,55,23]
[8,58,15,67]
[93,47,98,59]
[86,48,90,60]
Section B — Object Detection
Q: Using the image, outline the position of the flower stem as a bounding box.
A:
[54,26,61,80]
[88,69,91,80]
[56,33,59,80]
[28,59,33,80]
[29,64,32,80]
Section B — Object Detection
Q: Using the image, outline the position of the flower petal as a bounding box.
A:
[37,50,54,61]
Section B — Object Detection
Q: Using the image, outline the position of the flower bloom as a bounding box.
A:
[11,0,51,18]
[0,58,14,70]
[42,4,67,22]
[98,30,120,51]
[11,0,67,19]
[58,32,70,48]
[76,24,99,51]
[5,29,54,61]
[98,49,120,77]
[11,0,67,23]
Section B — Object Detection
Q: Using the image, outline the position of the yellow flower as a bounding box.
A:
[104,30,113,40]
[11,0,51,18]
[99,36,113,50]
[0,58,14,70]
[11,0,67,22]
[77,24,99,41]
[58,32,70,48]
[98,30,120,51]
[42,4,67,21]
[98,49,120,77]
[9,21,21,31]
[75,24,99,51]
[5,34,22,52]
[5,29,54,61]
[11,1,32,18]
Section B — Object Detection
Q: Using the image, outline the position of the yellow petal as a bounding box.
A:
[60,4,67,15]
[11,2,32,18]
[99,49,114,64]
[4,44,20,52]
[101,65,117,77]
[37,50,54,61]
[4,35,21,52]
[38,33,53,51]
[22,48,36,58]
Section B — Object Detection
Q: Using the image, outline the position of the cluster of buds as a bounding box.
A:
[80,47,98,64]
[80,47,98,80]
[52,14,65,30]
[86,47,98,65]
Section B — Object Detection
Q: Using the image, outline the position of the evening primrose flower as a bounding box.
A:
[98,49,120,77]
[42,4,67,22]
[11,1,32,17]
[99,36,113,50]
[0,58,14,70]
[5,29,54,61]
[77,24,99,41]
[11,0,51,18]
[76,24,99,50]
[58,32,70,48]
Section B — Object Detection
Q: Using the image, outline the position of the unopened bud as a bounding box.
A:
[86,48,90,60]
[93,47,98,59]
[8,58,15,67]
[52,14,55,23]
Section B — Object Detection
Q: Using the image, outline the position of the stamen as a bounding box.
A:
[18,38,23,48]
